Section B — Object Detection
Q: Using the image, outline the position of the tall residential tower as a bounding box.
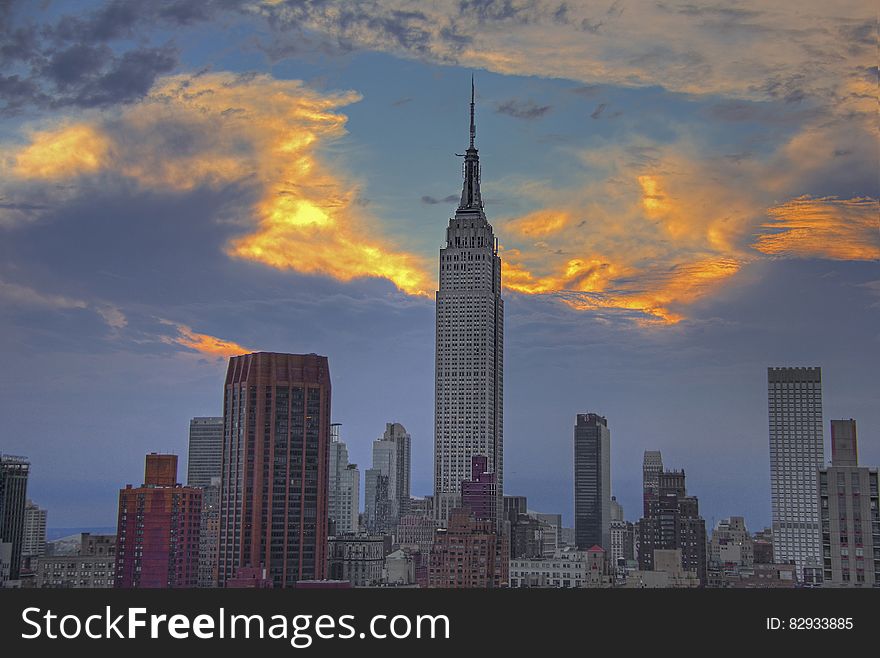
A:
[434,80,504,529]
[217,352,331,587]
[768,366,824,581]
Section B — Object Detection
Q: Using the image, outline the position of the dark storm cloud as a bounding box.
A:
[495,98,552,120]
[0,0,241,114]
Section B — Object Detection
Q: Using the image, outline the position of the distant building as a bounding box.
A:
[197,476,220,588]
[504,496,528,525]
[186,417,223,488]
[768,366,824,580]
[753,528,774,564]
[642,451,663,517]
[428,508,507,588]
[510,514,551,559]
[397,514,437,556]
[409,496,433,518]
[35,533,116,588]
[21,500,47,562]
[820,419,879,587]
[365,423,411,534]
[709,516,754,569]
[114,454,201,588]
[385,548,417,586]
[461,455,497,525]
[0,455,30,583]
[574,413,611,550]
[625,549,700,588]
[329,424,360,536]
[328,535,387,587]
[534,512,562,555]
[637,462,707,585]
[217,352,331,587]
[227,567,273,589]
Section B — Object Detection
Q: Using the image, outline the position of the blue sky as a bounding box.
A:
[0,0,877,531]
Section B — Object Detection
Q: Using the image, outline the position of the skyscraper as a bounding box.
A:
[0,455,30,582]
[187,416,224,588]
[642,451,663,516]
[329,424,360,536]
[217,352,331,588]
[384,422,412,518]
[637,464,708,585]
[114,454,202,588]
[21,499,47,561]
[187,416,223,488]
[434,79,504,529]
[365,422,412,534]
[768,366,824,580]
[819,419,879,587]
[574,413,611,550]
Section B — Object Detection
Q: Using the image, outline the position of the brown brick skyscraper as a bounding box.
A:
[217,352,331,588]
[114,454,201,588]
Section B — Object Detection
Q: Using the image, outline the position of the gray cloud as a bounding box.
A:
[421,194,459,205]
[495,98,552,120]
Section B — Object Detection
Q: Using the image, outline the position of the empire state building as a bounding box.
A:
[434,80,504,528]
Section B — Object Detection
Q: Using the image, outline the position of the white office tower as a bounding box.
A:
[328,424,360,535]
[434,79,504,529]
[768,367,824,581]
[364,422,411,534]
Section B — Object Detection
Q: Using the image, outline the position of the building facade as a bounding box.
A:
[328,535,387,587]
[768,366,824,580]
[0,455,30,583]
[35,533,116,588]
[187,416,223,488]
[21,499,47,562]
[364,423,410,534]
[434,81,504,529]
[329,424,360,536]
[428,508,507,588]
[114,454,201,588]
[574,413,611,550]
[218,352,332,587]
[819,419,880,587]
[637,465,707,585]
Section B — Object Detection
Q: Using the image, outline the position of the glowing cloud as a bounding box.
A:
[6,72,434,296]
[12,124,109,180]
[754,196,880,261]
[162,322,251,359]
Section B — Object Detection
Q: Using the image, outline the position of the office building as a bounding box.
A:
[574,413,611,550]
[217,352,332,587]
[114,454,201,588]
[768,366,824,580]
[328,534,387,587]
[434,80,504,529]
[35,533,116,588]
[0,455,30,582]
[819,419,879,587]
[187,417,223,488]
[364,422,411,534]
[21,500,47,561]
[428,508,507,588]
[637,463,707,585]
[329,424,360,536]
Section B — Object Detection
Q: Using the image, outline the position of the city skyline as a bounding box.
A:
[0,1,877,535]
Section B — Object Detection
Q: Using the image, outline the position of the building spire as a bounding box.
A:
[458,75,483,211]
[469,74,476,149]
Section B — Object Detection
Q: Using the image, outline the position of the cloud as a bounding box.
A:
[0,279,88,310]
[160,320,251,359]
[590,103,607,119]
[421,194,459,205]
[753,196,880,261]
[3,71,435,296]
[495,98,552,120]
[96,304,128,329]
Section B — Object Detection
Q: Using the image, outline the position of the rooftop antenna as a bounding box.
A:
[469,74,476,149]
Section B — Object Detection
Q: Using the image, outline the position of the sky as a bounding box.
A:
[0,0,877,532]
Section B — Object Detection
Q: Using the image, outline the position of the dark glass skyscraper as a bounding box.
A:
[574,413,611,550]
[0,455,29,581]
[217,352,331,588]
